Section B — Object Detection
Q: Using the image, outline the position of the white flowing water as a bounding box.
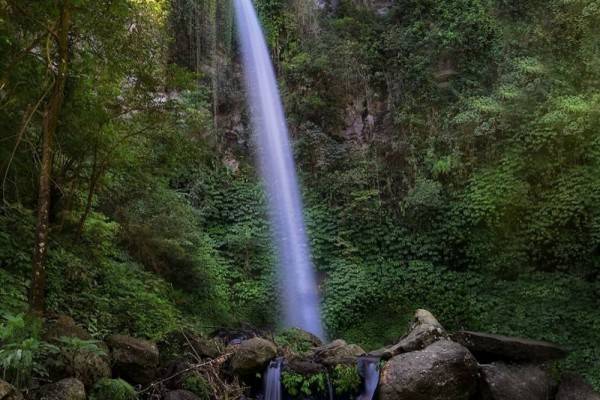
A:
[263,358,283,400]
[234,0,325,339]
[357,357,380,400]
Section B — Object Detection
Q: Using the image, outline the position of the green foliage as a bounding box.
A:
[0,314,59,389]
[89,378,137,400]
[182,374,212,400]
[331,364,361,396]
[281,371,327,398]
[1,0,600,391]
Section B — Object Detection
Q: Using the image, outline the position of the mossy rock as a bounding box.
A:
[275,328,323,354]
[89,378,137,400]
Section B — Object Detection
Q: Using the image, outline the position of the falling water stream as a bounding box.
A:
[263,358,283,400]
[234,0,325,339]
[357,357,380,400]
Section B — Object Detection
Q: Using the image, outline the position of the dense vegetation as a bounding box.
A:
[1,0,599,391]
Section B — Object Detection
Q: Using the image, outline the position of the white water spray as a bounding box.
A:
[234,0,324,338]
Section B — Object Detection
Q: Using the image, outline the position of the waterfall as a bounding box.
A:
[234,0,325,339]
[263,358,283,400]
[357,357,380,400]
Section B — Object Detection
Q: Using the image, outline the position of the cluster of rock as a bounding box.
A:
[0,315,210,400]
[374,310,598,400]
[1,311,599,400]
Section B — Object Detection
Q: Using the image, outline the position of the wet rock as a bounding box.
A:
[285,355,326,375]
[230,337,277,375]
[453,331,568,363]
[479,362,557,400]
[370,309,447,359]
[556,373,600,400]
[107,335,159,385]
[34,378,86,400]
[0,380,23,400]
[163,390,200,400]
[312,339,365,366]
[44,315,92,342]
[379,339,478,400]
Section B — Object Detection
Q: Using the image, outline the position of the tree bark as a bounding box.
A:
[76,146,101,240]
[30,1,71,316]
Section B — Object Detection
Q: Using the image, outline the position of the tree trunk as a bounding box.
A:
[76,146,100,240]
[30,2,71,316]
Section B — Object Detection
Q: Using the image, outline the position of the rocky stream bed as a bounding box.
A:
[0,310,598,400]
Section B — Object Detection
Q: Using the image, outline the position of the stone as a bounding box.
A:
[379,340,478,400]
[453,331,568,363]
[369,309,447,359]
[479,363,557,400]
[163,390,200,400]
[107,334,159,385]
[285,355,326,375]
[281,327,323,348]
[33,378,86,400]
[0,380,23,400]
[230,337,277,375]
[312,339,365,366]
[65,349,111,388]
[159,330,222,363]
[44,315,92,342]
[556,373,600,400]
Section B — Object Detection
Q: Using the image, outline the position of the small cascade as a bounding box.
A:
[325,371,334,400]
[264,357,283,400]
[356,357,380,400]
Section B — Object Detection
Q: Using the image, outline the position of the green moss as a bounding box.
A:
[90,379,137,400]
[274,327,317,354]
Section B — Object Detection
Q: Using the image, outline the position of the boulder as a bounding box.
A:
[33,378,86,400]
[453,331,567,363]
[163,390,200,400]
[479,362,557,400]
[278,327,323,350]
[379,339,478,400]
[230,337,277,375]
[556,373,600,400]
[0,380,23,400]
[159,331,222,363]
[107,335,159,385]
[44,315,92,342]
[312,339,365,366]
[370,309,447,359]
[58,350,112,388]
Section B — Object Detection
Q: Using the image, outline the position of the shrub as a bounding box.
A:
[0,314,59,389]
[331,364,361,396]
[182,374,211,400]
[281,371,327,398]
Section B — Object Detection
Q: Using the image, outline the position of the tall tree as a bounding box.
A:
[30,0,71,315]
